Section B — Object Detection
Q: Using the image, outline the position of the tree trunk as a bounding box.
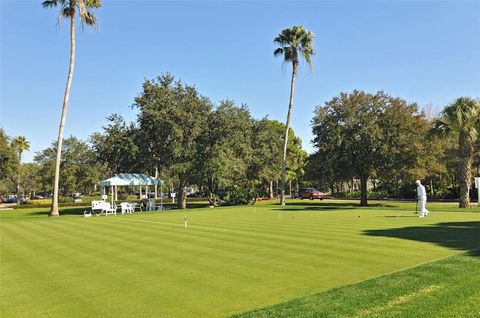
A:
[430,178,434,199]
[360,174,368,206]
[50,10,75,217]
[177,177,187,209]
[154,166,158,199]
[280,61,298,206]
[289,179,292,196]
[458,133,473,208]
[269,181,274,199]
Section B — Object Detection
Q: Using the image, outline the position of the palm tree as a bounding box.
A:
[11,136,30,162]
[42,0,101,217]
[274,26,315,206]
[436,97,480,208]
[11,136,30,204]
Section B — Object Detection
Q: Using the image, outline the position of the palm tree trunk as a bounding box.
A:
[269,180,274,199]
[280,62,298,206]
[458,133,473,208]
[154,166,158,199]
[50,11,75,217]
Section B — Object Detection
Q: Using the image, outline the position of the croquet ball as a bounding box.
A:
[358,215,360,218]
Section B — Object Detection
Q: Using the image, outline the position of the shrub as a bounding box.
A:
[223,187,253,206]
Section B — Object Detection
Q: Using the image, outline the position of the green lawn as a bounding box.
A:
[1,200,479,317]
[234,250,480,318]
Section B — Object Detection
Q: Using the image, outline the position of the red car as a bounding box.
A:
[299,188,325,200]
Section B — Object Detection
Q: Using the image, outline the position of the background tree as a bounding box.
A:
[0,129,19,196]
[274,25,315,206]
[11,136,30,162]
[18,163,41,199]
[134,73,212,209]
[11,136,30,203]
[42,0,101,217]
[312,91,429,206]
[34,137,105,196]
[91,114,140,175]
[201,100,254,196]
[250,119,283,198]
[435,97,480,208]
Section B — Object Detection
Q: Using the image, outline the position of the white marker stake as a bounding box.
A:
[184,216,187,229]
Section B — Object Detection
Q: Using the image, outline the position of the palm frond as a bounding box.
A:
[42,0,62,8]
[273,25,316,72]
[273,48,284,57]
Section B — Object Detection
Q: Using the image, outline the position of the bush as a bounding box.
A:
[223,187,253,206]
[15,195,103,209]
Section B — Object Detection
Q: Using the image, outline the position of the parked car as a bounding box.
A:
[298,188,325,200]
[4,195,18,203]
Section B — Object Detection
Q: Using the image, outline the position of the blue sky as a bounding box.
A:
[1,0,479,163]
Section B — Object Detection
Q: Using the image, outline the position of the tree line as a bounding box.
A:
[306,92,479,207]
[1,74,307,209]
[2,79,478,209]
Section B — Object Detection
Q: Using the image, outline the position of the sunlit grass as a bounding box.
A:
[1,200,478,317]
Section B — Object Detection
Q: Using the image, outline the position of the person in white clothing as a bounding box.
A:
[416,180,429,217]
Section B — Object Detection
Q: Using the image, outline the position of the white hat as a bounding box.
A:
[415,180,421,184]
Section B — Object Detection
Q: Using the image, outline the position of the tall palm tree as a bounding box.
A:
[42,0,101,217]
[11,136,30,162]
[436,97,480,208]
[11,136,30,204]
[274,26,315,206]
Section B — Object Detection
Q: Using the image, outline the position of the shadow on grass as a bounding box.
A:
[364,221,480,253]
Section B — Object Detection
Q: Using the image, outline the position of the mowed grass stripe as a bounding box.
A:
[95,213,440,270]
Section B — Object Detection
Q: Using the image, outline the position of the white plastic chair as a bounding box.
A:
[103,202,117,216]
[120,202,133,214]
[130,202,139,212]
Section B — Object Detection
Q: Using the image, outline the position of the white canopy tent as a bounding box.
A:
[99,173,164,207]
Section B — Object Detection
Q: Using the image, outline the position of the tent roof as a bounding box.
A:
[99,173,163,186]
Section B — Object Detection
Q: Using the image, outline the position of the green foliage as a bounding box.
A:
[201,100,254,193]
[42,0,101,25]
[91,114,140,174]
[0,129,19,194]
[134,73,212,208]
[222,186,254,206]
[34,137,107,196]
[273,25,316,71]
[311,91,434,205]
[434,97,480,207]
